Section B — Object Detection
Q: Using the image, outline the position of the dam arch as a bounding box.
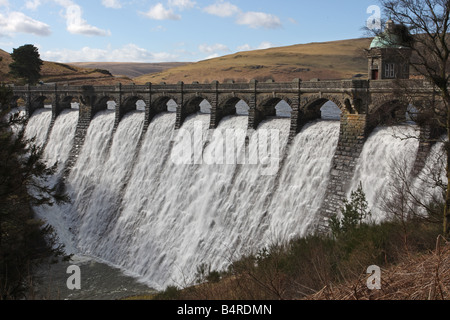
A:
[8,78,440,231]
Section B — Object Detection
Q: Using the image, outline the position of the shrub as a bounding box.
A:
[330,182,372,238]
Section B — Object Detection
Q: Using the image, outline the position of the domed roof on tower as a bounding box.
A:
[369,20,411,49]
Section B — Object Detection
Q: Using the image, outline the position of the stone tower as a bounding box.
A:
[367,20,412,80]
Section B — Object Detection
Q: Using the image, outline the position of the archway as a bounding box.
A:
[219,96,250,116]
[107,100,116,110]
[368,99,409,133]
[275,100,292,118]
[136,100,146,111]
[70,97,81,109]
[320,101,342,120]
[299,97,343,129]
[259,97,293,118]
[166,99,177,112]
[200,100,212,114]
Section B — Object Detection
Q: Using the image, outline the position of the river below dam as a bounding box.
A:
[33,255,155,300]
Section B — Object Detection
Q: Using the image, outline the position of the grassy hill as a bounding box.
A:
[134,37,373,84]
[0,49,134,85]
[1,37,373,85]
[68,62,191,78]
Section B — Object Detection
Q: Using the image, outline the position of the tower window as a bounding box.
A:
[385,63,395,78]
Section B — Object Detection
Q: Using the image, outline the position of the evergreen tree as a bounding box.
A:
[9,44,43,85]
[0,85,69,299]
[330,182,371,238]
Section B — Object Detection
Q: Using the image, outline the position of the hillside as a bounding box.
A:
[68,62,191,78]
[0,49,134,85]
[134,38,372,84]
[1,38,372,86]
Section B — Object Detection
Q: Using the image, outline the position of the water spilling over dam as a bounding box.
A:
[10,79,443,291]
[23,105,439,290]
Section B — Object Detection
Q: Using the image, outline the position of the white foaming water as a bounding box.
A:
[266,120,340,240]
[32,109,79,248]
[62,110,116,253]
[26,105,443,292]
[24,109,52,147]
[72,111,145,256]
[410,137,447,215]
[348,125,420,221]
[42,109,79,174]
[72,113,299,289]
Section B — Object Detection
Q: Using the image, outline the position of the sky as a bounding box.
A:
[0,0,382,63]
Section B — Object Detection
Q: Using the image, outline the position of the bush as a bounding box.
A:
[330,182,371,238]
[153,285,181,300]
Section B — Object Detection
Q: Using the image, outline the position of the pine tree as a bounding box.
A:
[0,85,69,299]
[9,44,43,85]
[330,182,371,238]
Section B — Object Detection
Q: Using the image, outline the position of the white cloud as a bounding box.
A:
[237,41,275,51]
[47,1,110,36]
[102,0,121,9]
[42,44,179,63]
[25,0,41,10]
[142,3,181,20]
[203,1,239,17]
[237,11,282,29]
[0,11,51,37]
[203,2,282,30]
[203,53,219,60]
[168,0,196,10]
[199,43,230,53]
[236,44,251,51]
[0,0,8,7]
[198,43,230,61]
[257,41,275,49]
[52,0,75,8]
[66,4,111,36]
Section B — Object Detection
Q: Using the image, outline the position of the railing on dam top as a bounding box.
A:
[9,78,436,97]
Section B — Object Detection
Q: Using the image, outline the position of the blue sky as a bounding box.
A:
[0,0,381,62]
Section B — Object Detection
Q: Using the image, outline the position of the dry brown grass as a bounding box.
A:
[0,48,133,85]
[134,38,372,84]
[305,237,450,300]
[2,38,372,85]
[69,62,191,78]
[170,238,450,301]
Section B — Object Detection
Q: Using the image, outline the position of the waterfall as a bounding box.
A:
[348,125,420,221]
[31,109,79,249]
[24,109,52,147]
[42,109,79,174]
[266,120,340,240]
[69,111,145,255]
[24,106,443,291]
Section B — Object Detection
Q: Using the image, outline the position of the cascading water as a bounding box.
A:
[266,120,340,240]
[69,111,145,255]
[412,138,447,206]
[24,108,52,147]
[348,125,420,221]
[106,114,297,288]
[23,102,443,293]
[32,109,79,243]
[39,110,116,253]
[42,109,79,174]
[52,111,343,289]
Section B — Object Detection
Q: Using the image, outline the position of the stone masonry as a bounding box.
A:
[9,78,440,232]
